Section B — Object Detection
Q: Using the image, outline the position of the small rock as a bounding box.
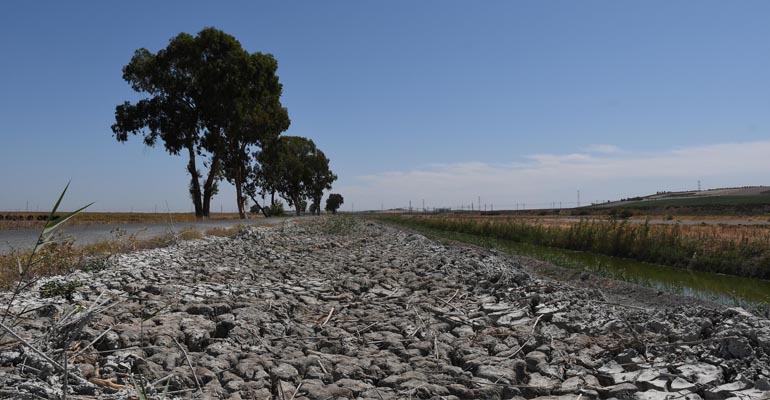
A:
[676,363,723,386]
[604,382,638,398]
[670,377,696,391]
[272,363,299,381]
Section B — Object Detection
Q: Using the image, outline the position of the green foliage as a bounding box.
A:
[325,193,344,214]
[265,201,286,217]
[323,216,358,235]
[218,49,290,218]
[255,136,336,216]
[39,279,82,302]
[591,194,770,216]
[113,27,290,219]
[612,194,770,209]
[305,146,336,215]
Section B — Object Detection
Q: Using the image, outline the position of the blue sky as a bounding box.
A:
[1,1,769,212]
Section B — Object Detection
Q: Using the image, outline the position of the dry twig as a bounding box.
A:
[171,336,202,393]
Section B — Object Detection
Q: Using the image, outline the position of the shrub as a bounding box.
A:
[39,279,82,302]
[265,201,286,217]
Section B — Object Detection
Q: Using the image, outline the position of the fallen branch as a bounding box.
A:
[89,377,132,390]
[321,307,335,327]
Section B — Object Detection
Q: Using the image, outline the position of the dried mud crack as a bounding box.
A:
[1,218,770,399]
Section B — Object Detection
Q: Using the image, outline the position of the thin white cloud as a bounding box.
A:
[337,141,770,210]
[584,144,621,154]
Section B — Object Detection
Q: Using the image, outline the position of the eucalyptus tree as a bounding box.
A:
[112,27,288,218]
[112,31,209,216]
[219,53,290,219]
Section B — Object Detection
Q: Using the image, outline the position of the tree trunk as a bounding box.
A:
[186,145,204,218]
[234,164,245,219]
[248,194,269,218]
[202,153,221,218]
[294,196,301,216]
[314,196,322,215]
[234,143,248,219]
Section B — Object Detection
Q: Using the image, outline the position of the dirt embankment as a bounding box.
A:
[1,219,769,399]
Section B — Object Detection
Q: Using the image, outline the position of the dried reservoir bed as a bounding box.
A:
[1,218,769,399]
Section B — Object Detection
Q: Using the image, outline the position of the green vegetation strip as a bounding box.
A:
[595,194,770,210]
[373,216,770,307]
[374,215,770,280]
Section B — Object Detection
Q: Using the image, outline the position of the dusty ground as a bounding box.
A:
[1,218,769,399]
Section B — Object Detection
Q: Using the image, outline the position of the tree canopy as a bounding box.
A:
[254,136,336,216]
[112,27,290,218]
[306,146,337,215]
[325,194,344,214]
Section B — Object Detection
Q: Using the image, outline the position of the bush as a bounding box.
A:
[39,279,82,302]
[265,201,286,217]
[248,201,287,216]
[609,209,633,220]
[619,210,633,219]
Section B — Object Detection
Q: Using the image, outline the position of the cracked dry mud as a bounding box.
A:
[1,218,770,399]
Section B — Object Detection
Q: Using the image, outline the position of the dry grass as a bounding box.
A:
[0,227,241,289]
[0,212,253,231]
[446,215,770,245]
[380,215,770,279]
[204,224,244,237]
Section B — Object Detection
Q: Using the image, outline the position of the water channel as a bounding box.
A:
[398,224,770,308]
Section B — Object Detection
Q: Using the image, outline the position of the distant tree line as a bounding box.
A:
[112,28,339,218]
[0,214,61,221]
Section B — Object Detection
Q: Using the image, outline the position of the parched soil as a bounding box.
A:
[1,218,769,399]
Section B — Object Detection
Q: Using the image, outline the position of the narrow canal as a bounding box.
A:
[391,222,770,307]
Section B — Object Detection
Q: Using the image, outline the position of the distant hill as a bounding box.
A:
[591,186,770,211]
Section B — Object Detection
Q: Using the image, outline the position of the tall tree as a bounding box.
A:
[112,27,270,218]
[306,147,337,215]
[112,33,206,216]
[245,138,282,217]
[220,53,290,219]
[271,136,316,216]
